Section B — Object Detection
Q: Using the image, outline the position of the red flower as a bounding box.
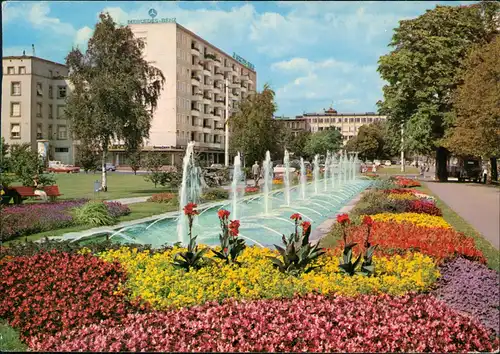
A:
[183,203,199,216]
[217,209,230,220]
[363,216,374,227]
[229,220,240,237]
[223,247,228,253]
[290,213,302,221]
[301,221,311,233]
[336,213,350,226]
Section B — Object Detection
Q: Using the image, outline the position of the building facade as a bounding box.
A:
[1,56,74,164]
[295,108,387,144]
[110,21,257,167]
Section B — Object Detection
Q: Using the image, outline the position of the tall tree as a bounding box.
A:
[65,13,164,191]
[345,123,386,161]
[304,128,342,157]
[443,35,500,181]
[288,131,312,158]
[229,84,279,164]
[377,2,499,181]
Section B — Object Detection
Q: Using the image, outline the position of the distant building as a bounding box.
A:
[1,56,74,164]
[273,116,308,137]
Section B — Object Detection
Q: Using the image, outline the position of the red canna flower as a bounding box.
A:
[183,203,199,216]
[290,213,302,221]
[228,220,240,237]
[363,216,374,227]
[217,209,230,220]
[301,221,311,233]
[336,213,350,226]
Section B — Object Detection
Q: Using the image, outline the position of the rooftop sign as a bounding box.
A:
[127,8,176,25]
[233,52,254,71]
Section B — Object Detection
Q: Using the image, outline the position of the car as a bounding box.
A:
[384,160,392,166]
[374,160,382,166]
[365,160,373,165]
[97,163,116,172]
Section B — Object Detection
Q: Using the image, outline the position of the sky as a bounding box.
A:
[2,0,473,117]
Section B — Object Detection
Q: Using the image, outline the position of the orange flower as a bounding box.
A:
[290,213,302,221]
[301,221,311,233]
[229,220,240,237]
[336,213,350,225]
[183,203,199,216]
[217,209,230,220]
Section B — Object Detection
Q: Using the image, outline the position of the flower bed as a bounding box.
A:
[147,193,177,204]
[369,212,450,228]
[99,247,439,309]
[30,293,498,353]
[0,200,130,241]
[393,177,421,188]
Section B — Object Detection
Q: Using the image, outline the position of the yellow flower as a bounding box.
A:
[369,213,450,228]
[99,246,440,310]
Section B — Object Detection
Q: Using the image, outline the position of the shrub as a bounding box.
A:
[30,294,499,353]
[341,222,485,263]
[0,251,146,341]
[370,179,397,190]
[0,200,87,242]
[103,201,131,218]
[351,191,408,217]
[72,201,116,227]
[201,188,229,201]
[99,247,439,310]
[369,212,451,228]
[147,192,178,204]
[433,257,500,335]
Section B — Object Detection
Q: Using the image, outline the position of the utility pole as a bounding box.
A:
[400,122,405,172]
[224,78,230,167]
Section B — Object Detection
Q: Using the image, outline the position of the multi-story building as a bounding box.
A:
[110,18,257,166]
[273,116,308,137]
[1,56,74,163]
[295,108,387,144]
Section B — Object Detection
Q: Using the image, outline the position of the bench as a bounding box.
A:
[43,185,63,201]
[7,186,37,204]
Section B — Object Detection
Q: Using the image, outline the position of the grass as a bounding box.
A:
[377,166,419,176]
[0,320,26,352]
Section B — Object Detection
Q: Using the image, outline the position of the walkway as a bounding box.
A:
[425,181,500,249]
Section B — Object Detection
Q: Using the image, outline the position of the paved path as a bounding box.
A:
[425,181,500,249]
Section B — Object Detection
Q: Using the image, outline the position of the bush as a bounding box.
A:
[72,201,116,227]
[201,188,229,201]
[0,200,88,242]
[147,193,178,204]
[0,251,147,341]
[103,201,131,218]
[31,294,499,353]
[371,179,397,190]
[351,191,408,217]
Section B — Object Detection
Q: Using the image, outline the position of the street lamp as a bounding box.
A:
[400,122,405,172]
[224,78,230,167]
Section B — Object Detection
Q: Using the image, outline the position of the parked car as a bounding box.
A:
[374,160,382,166]
[384,160,392,166]
[97,163,116,172]
[47,161,80,173]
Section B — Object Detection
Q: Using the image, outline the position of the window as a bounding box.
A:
[37,102,43,117]
[49,70,53,77]
[36,82,43,96]
[7,67,14,74]
[49,85,53,99]
[11,82,21,96]
[48,125,53,138]
[57,105,65,119]
[18,66,26,74]
[57,86,67,99]
[55,147,69,153]
[37,124,43,139]
[10,102,21,117]
[48,104,53,119]
[10,124,21,139]
[57,125,67,140]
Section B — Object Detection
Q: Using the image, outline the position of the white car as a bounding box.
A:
[374,160,382,166]
[384,160,392,166]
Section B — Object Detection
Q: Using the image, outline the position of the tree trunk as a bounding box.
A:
[490,157,498,182]
[435,147,449,182]
[101,150,108,192]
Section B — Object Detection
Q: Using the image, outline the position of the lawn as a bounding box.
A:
[0,320,26,352]
[377,165,419,175]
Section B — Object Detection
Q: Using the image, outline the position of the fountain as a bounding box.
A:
[231,152,244,220]
[324,151,330,192]
[300,157,306,200]
[284,149,291,206]
[263,151,273,214]
[177,142,201,244]
[331,153,337,189]
[313,154,320,194]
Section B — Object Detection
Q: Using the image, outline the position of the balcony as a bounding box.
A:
[214,99,224,108]
[191,75,201,86]
[203,95,212,105]
[240,84,247,93]
[191,107,200,116]
[203,68,212,77]
[214,70,224,79]
[213,85,221,94]
[222,65,232,72]
[241,73,249,81]
[231,67,239,76]
[192,91,202,101]
[191,45,200,56]
[230,81,239,89]
[213,57,221,68]
[204,53,216,61]
[214,123,224,130]
[203,84,213,92]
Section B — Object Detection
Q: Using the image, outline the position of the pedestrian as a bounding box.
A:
[33,175,48,202]
[252,161,260,187]
[482,165,488,184]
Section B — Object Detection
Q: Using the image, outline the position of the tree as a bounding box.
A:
[304,128,342,157]
[443,35,500,181]
[229,84,279,164]
[127,150,142,175]
[65,13,165,192]
[8,144,55,187]
[143,153,166,188]
[288,131,311,158]
[377,2,499,181]
[75,141,100,173]
[346,122,388,161]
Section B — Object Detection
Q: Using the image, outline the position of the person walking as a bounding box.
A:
[252,161,260,187]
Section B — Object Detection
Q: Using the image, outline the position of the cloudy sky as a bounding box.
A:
[2,1,472,116]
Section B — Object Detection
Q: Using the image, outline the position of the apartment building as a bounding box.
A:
[1,56,74,164]
[273,116,308,137]
[110,18,257,166]
[295,108,387,145]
